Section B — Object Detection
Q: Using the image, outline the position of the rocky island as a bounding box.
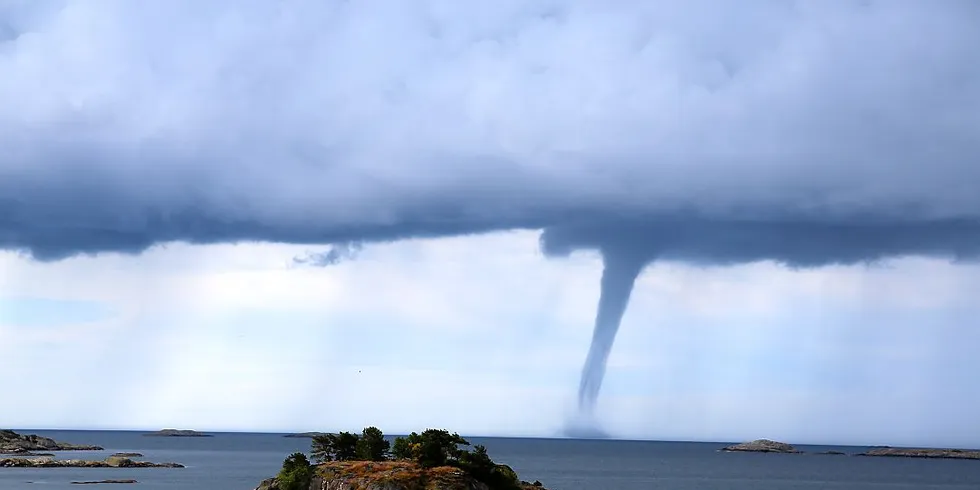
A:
[722,439,801,454]
[71,479,138,485]
[284,432,329,439]
[143,429,213,437]
[1,430,102,453]
[1,455,183,468]
[257,461,546,490]
[721,438,980,460]
[257,427,546,490]
[858,447,980,460]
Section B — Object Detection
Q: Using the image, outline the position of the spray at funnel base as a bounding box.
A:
[564,250,646,438]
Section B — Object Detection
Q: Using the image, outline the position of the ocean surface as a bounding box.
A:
[2,430,979,490]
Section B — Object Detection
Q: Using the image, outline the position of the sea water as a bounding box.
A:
[1,430,979,490]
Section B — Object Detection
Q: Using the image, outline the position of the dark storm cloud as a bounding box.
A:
[0,0,979,264]
[540,218,980,267]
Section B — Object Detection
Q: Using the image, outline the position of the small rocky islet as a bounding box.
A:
[143,429,213,437]
[858,447,980,460]
[0,429,184,469]
[283,432,329,439]
[722,439,980,460]
[70,480,138,485]
[722,439,801,453]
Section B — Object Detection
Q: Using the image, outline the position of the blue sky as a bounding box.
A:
[2,233,979,447]
[0,297,114,328]
[1,0,980,449]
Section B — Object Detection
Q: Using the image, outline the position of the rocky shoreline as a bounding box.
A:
[1,430,185,471]
[1,430,102,453]
[1,455,183,468]
[722,439,980,460]
[256,460,547,490]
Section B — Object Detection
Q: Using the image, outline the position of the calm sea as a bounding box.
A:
[1,430,979,490]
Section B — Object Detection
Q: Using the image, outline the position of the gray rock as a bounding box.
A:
[0,456,183,468]
[70,479,138,485]
[254,477,278,490]
[722,439,800,453]
[858,447,980,460]
[143,429,212,437]
[255,461,546,490]
[283,432,327,439]
[0,430,102,452]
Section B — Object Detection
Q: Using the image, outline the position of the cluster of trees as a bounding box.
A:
[311,426,389,463]
[277,426,532,490]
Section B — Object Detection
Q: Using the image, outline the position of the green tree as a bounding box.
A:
[458,444,494,480]
[391,432,419,460]
[311,432,361,463]
[276,452,313,490]
[415,429,470,468]
[457,445,522,490]
[356,426,390,461]
[310,434,335,463]
[333,431,360,461]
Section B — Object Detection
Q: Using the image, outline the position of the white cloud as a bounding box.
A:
[1,232,978,447]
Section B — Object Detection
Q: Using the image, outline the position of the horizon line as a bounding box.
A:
[6,427,960,450]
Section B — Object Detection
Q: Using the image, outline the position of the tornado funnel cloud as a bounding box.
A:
[577,250,647,416]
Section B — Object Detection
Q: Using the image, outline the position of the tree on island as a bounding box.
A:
[390,429,469,467]
[275,452,313,490]
[310,431,359,462]
[311,426,389,463]
[356,426,390,462]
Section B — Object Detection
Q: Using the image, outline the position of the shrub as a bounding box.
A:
[276,452,313,490]
[391,433,416,460]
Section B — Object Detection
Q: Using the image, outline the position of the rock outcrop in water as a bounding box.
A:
[283,432,328,439]
[858,447,980,460]
[70,479,138,485]
[722,439,800,453]
[143,429,212,437]
[109,453,143,458]
[256,461,547,490]
[719,438,980,459]
[0,430,102,453]
[0,455,183,468]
